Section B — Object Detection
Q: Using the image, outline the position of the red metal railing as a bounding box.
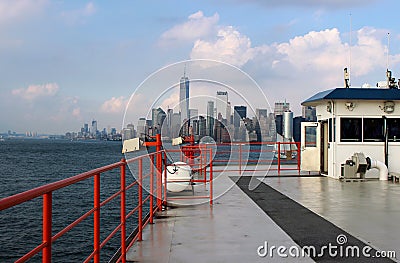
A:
[164,146,213,205]
[0,139,301,262]
[0,150,166,263]
[207,141,301,175]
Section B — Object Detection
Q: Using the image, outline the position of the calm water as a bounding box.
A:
[0,139,275,262]
[0,139,144,263]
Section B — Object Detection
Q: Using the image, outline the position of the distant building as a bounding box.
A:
[127,123,135,138]
[256,108,269,141]
[275,115,283,136]
[91,120,98,136]
[166,109,173,137]
[274,102,290,117]
[234,106,247,128]
[152,107,166,134]
[207,101,214,137]
[137,118,146,137]
[198,116,206,137]
[234,106,247,141]
[216,91,228,121]
[180,73,190,127]
[122,128,134,141]
[171,112,181,138]
[293,116,305,143]
[302,106,317,121]
[226,102,232,125]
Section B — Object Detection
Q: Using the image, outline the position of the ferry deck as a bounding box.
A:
[126,165,400,262]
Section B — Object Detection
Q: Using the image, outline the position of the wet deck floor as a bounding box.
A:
[127,167,400,262]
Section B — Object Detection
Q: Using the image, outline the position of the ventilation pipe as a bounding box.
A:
[367,158,388,181]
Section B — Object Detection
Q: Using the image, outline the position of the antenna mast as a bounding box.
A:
[387,32,390,70]
[349,13,352,87]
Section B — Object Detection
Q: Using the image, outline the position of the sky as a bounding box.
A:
[2,0,400,134]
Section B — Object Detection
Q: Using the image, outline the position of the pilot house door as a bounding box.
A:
[301,122,321,172]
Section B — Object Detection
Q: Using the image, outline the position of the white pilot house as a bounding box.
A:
[301,70,400,180]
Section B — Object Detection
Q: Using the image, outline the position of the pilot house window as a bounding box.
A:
[363,118,384,142]
[388,118,400,141]
[340,118,362,142]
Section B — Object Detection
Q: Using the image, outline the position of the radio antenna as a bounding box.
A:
[387,32,390,70]
[349,13,352,86]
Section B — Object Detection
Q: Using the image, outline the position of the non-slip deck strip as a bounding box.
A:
[232,176,395,263]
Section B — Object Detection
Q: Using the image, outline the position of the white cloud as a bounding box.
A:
[101,96,128,113]
[160,91,180,111]
[12,83,59,100]
[161,11,269,66]
[161,11,399,116]
[160,11,219,43]
[0,0,48,25]
[190,26,269,67]
[275,27,400,77]
[61,2,96,25]
[276,28,346,71]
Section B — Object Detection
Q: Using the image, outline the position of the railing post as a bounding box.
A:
[94,173,101,263]
[203,145,207,183]
[156,134,162,210]
[209,148,213,206]
[120,159,126,263]
[138,158,143,241]
[42,192,52,263]
[150,155,154,223]
[297,142,301,173]
[163,155,167,206]
[277,142,281,175]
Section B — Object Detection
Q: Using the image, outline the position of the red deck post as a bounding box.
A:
[42,192,52,263]
[120,159,126,263]
[155,134,162,210]
[94,173,100,263]
[138,159,143,241]
[209,148,213,206]
[163,153,167,206]
[277,142,281,174]
[297,142,301,173]
[150,155,154,223]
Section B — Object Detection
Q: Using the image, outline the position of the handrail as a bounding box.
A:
[0,161,124,210]
[0,149,165,263]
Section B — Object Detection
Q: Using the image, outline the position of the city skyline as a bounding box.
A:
[2,1,400,133]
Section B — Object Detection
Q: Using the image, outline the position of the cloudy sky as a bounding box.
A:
[2,0,400,134]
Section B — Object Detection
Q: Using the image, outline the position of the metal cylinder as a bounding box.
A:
[283,111,293,139]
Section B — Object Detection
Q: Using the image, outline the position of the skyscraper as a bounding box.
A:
[274,102,290,116]
[207,101,214,137]
[179,73,190,124]
[302,106,317,121]
[256,108,269,141]
[91,120,97,136]
[226,102,232,125]
[216,91,228,120]
[137,118,146,137]
[233,106,247,128]
[152,107,166,134]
